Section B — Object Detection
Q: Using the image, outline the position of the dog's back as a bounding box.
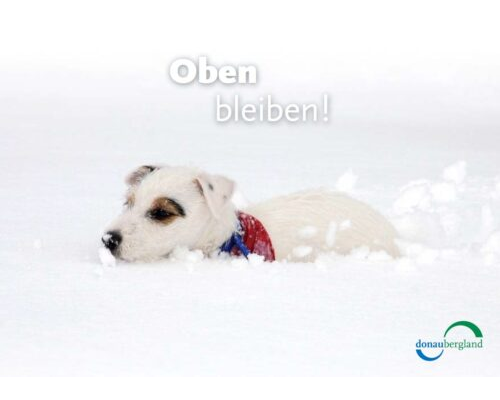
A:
[245,190,400,261]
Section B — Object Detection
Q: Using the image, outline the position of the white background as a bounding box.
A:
[0,0,499,376]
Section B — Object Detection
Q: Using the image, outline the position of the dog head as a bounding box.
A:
[102,165,236,261]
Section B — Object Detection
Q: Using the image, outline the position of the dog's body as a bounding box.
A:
[102,166,400,262]
[246,190,400,261]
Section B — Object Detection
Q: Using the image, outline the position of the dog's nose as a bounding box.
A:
[102,230,122,253]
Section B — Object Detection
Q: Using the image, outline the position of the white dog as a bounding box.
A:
[102,165,400,262]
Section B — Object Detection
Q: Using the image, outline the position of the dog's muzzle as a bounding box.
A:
[102,230,122,254]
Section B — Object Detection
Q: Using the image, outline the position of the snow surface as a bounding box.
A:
[98,247,116,268]
[0,70,499,376]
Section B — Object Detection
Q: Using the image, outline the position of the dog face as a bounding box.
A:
[102,166,235,261]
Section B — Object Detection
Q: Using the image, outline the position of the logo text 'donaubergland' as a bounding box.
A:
[416,321,483,361]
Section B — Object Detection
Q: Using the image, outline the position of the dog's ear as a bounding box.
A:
[195,173,235,218]
[125,165,160,186]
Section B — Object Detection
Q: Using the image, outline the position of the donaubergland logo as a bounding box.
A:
[416,321,484,361]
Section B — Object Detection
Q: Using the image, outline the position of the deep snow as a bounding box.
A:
[0,70,499,376]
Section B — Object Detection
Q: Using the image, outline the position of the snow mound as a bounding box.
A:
[481,231,500,266]
[335,169,358,193]
[392,161,500,257]
[98,247,116,267]
[442,160,467,184]
[170,246,205,263]
[292,245,313,258]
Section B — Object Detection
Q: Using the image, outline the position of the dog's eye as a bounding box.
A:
[148,208,172,221]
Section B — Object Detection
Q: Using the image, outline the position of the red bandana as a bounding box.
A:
[220,211,275,262]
